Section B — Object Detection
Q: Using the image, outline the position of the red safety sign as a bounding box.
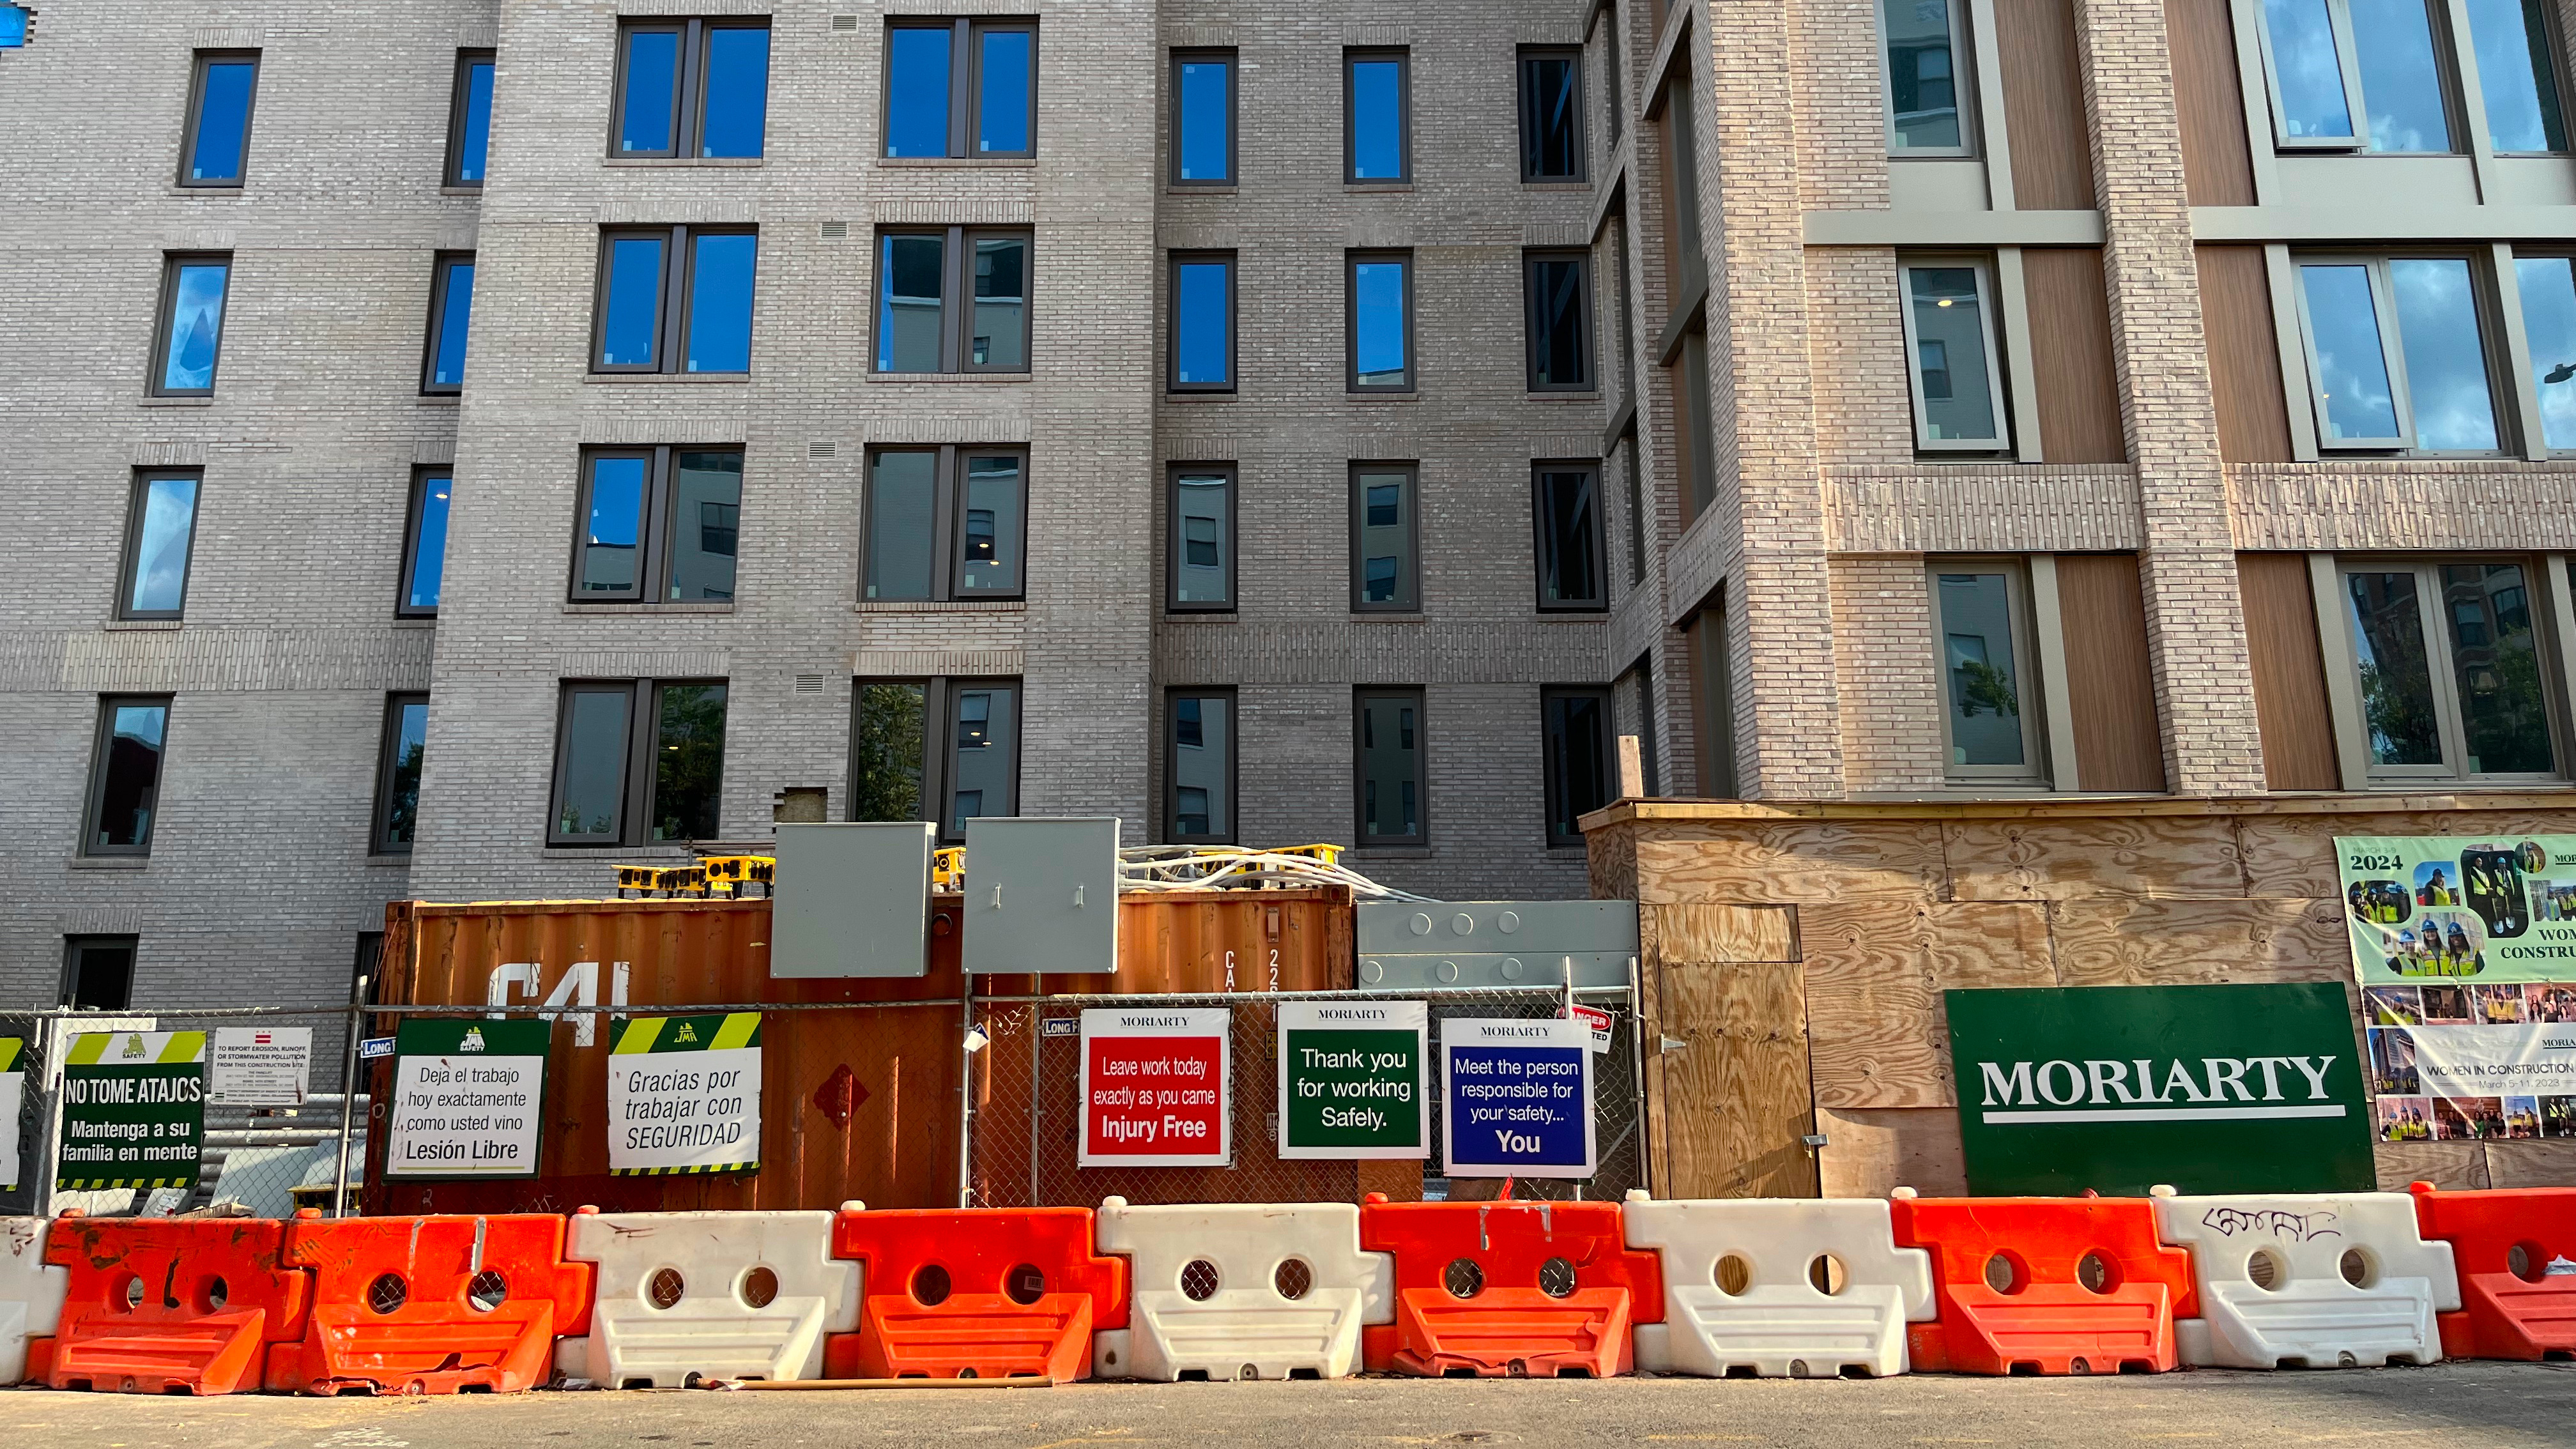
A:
[1561,1003,1614,1053]
[1078,1007,1230,1168]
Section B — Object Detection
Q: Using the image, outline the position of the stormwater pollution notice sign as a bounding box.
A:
[609,1012,762,1175]
[57,1031,206,1192]
[385,1018,549,1179]
[0,1037,24,1192]
[210,1025,312,1107]
[1442,1016,1595,1179]
[1277,999,1427,1160]
[1079,1006,1229,1168]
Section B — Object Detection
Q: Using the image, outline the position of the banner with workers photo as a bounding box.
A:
[2340,834,2576,1145]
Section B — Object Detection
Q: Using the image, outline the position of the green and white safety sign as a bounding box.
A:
[609,1013,762,1176]
[0,1037,23,1192]
[1276,1000,1428,1160]
[385,1018,550,1179]
[56,1030,206,1192]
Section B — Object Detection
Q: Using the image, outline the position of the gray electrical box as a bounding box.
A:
[769,822,933,978]
[961,816,1120,974]
[1354,899,1639,991]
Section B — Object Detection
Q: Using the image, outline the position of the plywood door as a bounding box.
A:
[1655,959,1820,1198]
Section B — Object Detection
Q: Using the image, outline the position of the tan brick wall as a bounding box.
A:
[1828,555,1946,792]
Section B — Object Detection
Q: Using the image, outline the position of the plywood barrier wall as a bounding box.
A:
[1588,797,2576,1199]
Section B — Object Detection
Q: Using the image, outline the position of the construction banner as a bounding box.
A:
[56,1029,206,1192]
[608,1012,762,1175]
[0,1037,22,1192]
[385,1018,549,1179]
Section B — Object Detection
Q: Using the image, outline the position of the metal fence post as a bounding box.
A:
[332,974,368,1218]
[956,969,976,1208]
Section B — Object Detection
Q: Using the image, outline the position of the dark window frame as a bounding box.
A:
[882,18,1039,160]
[1542,684,1615,847]
[1531,460,1609,613]
[397,466,448,618]
[1517,45,1588,182]
[1523,249,1598,392]
[420,250,475,395]
[82,694,173,859]
[116,468,203,622]
[1343,47,1413,183]
[871,224,1034,375]
[1345,249,1416,394]
[445,48,496,188]
[848,676,1026,844]
[570,444,748,605]
[178,49,260,188]
[1169,47,1238,186]
[859,443,1031,603]
[148,252,233,398]
[1351,686,1429,847]
[1348,461,1422,615]
[1164,687,1239,845]
[61,935,139,1011]
[372,692,430,855]
[546,677,730,848]
[1165,463,1238,613]
[589,224,759,376]
[611,17,771,160]
[1167,249,1236,393]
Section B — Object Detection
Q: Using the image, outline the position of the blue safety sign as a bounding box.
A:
[1440,1016,1595,1179]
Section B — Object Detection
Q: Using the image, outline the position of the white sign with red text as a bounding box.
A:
[1078,1007,1230,1167]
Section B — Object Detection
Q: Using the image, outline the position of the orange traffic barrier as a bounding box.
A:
[266,1211,595,1395]
[43,1215,313,1395]
[1358,1195,1661,1378]
[822,1205,1125,1381]
[2411,1182,2576,1361]
[1888,1191,2195,1376]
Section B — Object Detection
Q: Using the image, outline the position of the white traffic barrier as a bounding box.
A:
[2,1218,70,1387]
[2150,1187,2457,1368]
[1092,1198,1393,1381]
[560,1209,859,1386]
[1622,1192,1934,1378]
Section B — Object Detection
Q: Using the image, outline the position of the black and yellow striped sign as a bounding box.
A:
[608,1013,762,1176]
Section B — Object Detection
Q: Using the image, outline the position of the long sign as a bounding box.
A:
[0,1038,23,1193]
[384,1018,549,1179]
[1947,984,2375,1195]
[1277,1000,1427,1160]
[1441,1017,1595,1179]
[1078,1007,1229,1167]
[608,1013,762,1175]
[57,1031,206,1192]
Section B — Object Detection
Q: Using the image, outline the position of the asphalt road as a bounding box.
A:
[6,1363,2576,1449]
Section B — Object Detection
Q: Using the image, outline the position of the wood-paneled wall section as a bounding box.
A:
[2237,552,2343,788]
[1998,0,2097,209]
[2196,245,2297,462]
[2055,555,2166,790]
[2166,0,2258,206]
[2023,248,2128,462]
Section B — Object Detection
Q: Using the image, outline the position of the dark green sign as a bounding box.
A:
[1276,1001,1427,1160]
[1946,983,2375,1195]
[57,1030,206,1192]
[385,1017,553,1179]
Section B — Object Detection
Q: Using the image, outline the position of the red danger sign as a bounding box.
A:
[1078,1007,1230,1167]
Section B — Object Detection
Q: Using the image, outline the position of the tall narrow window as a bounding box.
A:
[592,226,758,375]
[119,471,201,620]
[373,693,429,854]
[446,50,496,186]
[1347,251,1413,392]
[85,696,172,856]
[2467,0,2568,153]
[851,680,928,823]
[944,680,1018,835]
[422,252,475,394]
[549,678,729,845]
[399,469,450,617]
[1686,603,1738,797]
[2259,0,2457,151]
[61,937,138,1011]
[875,227,1032,374]
[1524,250,1595,391]
[2296,255,2499,452]
[2516,254,2576,450]
[1532,463,1606,611]
[1170,252,1234,391]
[862,446,1028,602]
[1168,466,1235,610]
[848,677,1022,842]
[2340,560,2561,779]
[652,682,729,839]
[1676,326,1716,519]
[1519,49,1585,181]
[1346,49,1410,182]
[151,254,231,396]
[1929,564,2044,783]
[1542,687,1613,846]
[884,20,1038,158]
[572,447,746,603]
[1172,50,1235,184]
[1876,0,1965,153]
[614,19,770,159]
[181,50,259,186]
[1166,691,1236,844]
[970,234,1028,369]
[1899,259,2011,450]
[1354,689,1426,844]
[1351,464,1420,612]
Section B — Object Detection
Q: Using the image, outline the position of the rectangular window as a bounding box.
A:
[1170,252,1234,391]
[1877,0,1966,153]
[1600,4,1625,146]
[1172,50,1235,184]
[2258,0,2458,151]
[862,445,1028,602]
[2466,0,2568,153]
[592,226,758,374]
[614,19,770,159]
[1929,563,2045,783]
[572,447,744,603]
[1687,603,1738,797]
[1660,79,1704,296]
[445,49,495,186]
[1532,463,1606,611]
[1899,257,2012,451]
[2517,254,2576,450]
[549,678,729,846]
[884,19,1036,158]
[873,227,1031,374]
[181,50,259,186]
[1524,250,1595,391]
[1168,465,1235,611]
[1347,250,1414,392]
[848,677,1026,841]
[373,693,429,854]
[1350,464,1420,613]
[151,254,231,396]
[2296,254,2500,452]
[63,935,138,1011]
[422,252,475,394]
[2340,560,2560,779]
[85,696,171,856]
[1354,689,1426,845]
[1543,687,1613,847]
[1346,49,1411,181]
[118,470,201,620]
[399,468,450,617]
[1166,690,1236,844]
[1519,48,1585,181]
